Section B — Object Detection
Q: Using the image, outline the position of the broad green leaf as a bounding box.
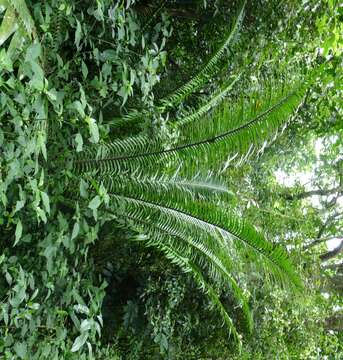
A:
[0,6,17,46]
[71,333,88,352]
[29,60,45,91]
[14,200,25,213]
[80,179,89,198]
[72,100,85,118]
[75,133,83,152]
[14,219,23,246]
[38,131,47,160]
[0,48,13,71]
[36,207,47,223]
[86,117,99,143]
[71,222,80,240]
[41,191,50,214]
[14,342,27,359]
[80,319,92,332]
[0,0,36,59]
[75,19,82,50]
[73,304,89,315]
[88,196,101,210]
[25,42,41,62]
[9,286,26,307]
[81,60,88,79]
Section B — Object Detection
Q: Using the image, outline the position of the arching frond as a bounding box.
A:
[174,74,241,127]
[73,75,308,174]
[74,133,153,171]
[157,0,246,113]
[108,0,246,130]
[102,172,230,197]
[127,212,253,333]
[108,191,303,291]
[108,110,147,130]
[134,236,242,347]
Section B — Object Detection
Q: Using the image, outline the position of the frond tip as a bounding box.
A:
[158,0,247,113]
[139,237,243,349]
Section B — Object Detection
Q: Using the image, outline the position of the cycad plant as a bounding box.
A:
[66,1,312,348]
[1,0,311,349]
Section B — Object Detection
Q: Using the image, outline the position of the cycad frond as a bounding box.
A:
[129,213,253,333]
[102,172,230,197]
[75,133,153,170]
[103,0,245,129]
[133,235,242,347]
[73,76,307,174]
[175,74,241,127]
[108,110,147,130]
[64,20,312,341]
[174,77,306,170]
[157,0,246,113]
[0,0,35,57]
[109,190,302,291]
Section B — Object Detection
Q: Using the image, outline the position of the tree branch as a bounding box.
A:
[320,239,343,262]
[304,236,340,250]
[322,262,343,271]
[283,186,343,201]
[303,211,342,250]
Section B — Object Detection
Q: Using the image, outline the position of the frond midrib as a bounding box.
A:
[112,192,299,288]
[73,88,298,166]
[126,212,253,332]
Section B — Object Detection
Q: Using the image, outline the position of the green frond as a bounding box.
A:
[73,133,157,174]
[97,1,245,129]
[102,172,254,325]
[108,190,302,291]
[174,74,241,127]
[128,212,253,333]
[102,172,230,196]
[135,236,242,347]
[0,0,35,57]
[73,74,307,175]
[108,110,147,130]
[157,0,246,113]
[173,77,306,170]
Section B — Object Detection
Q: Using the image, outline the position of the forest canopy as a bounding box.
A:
[0,0,342,359]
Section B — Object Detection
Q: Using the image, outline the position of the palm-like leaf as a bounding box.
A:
[63,2,313,340]
[69,72,306,338]
[128,210,252,336]
[106,177,302,291]
[157,0,247,113]
[115,0,246,129]
[73,74,307,176]
[174,74,242,127]
[139,237,243,347]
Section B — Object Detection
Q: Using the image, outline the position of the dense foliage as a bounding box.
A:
[0,0,342,358]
